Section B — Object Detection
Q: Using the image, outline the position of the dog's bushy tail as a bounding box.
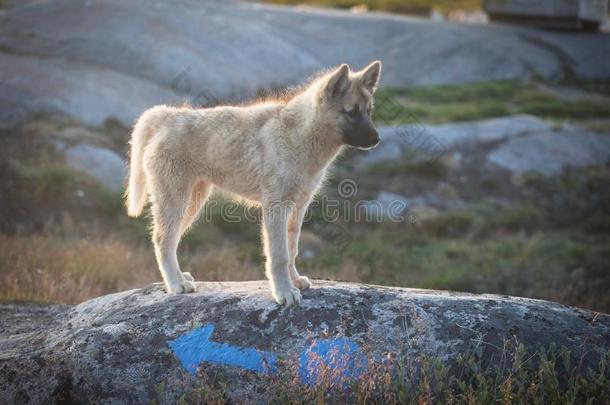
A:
[125,108,158,217]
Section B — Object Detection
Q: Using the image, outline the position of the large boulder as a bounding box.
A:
[487,127,610,175]
[1,280,608,403]
[62,142,126,191]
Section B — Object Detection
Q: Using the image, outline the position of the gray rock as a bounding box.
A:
[0,53,185,127]
[1,281,608,403]
[360,115,551,166]
[488,128,610,175]
[2,1,610,125]
[63,143,126,191]
[484,0,608,24]
[358,191,411,221]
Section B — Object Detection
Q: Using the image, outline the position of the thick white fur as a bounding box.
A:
[125,61,381,306]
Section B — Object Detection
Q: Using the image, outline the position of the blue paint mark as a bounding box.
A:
[168,324,278,375]
[299,337,368,386]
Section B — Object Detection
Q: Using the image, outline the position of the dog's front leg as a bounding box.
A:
[262,200,301,306]
[288,205,312,290]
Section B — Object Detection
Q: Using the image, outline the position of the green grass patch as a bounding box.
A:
[521,165,610,233]
[27,164,83,196]
[368,151,449,179]
[374,79,610,124]
[394,79,525,103]
[306,229,610,311]
[519,98,610,120]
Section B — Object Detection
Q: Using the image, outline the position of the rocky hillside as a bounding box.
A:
[1,0,610,126]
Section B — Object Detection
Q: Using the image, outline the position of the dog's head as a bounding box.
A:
[318,61,382,150]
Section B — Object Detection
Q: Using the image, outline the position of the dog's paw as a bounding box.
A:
[167,280,197,294]
[293,276,312,290]
[273,286,302,307]
[182,272,195,282]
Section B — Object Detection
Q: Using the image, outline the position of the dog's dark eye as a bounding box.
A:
[343,106,359,119]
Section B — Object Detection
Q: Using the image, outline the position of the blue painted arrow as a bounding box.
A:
[168,324,368,385]
[299,337,368,386]
[168,324,278,375]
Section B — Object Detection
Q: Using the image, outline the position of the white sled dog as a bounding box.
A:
[125,61,382,306]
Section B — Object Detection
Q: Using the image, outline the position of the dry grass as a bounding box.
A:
[0,231,268,305]
[183,245,263,282]
[0,234,156,304]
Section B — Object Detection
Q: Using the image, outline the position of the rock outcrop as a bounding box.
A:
[358,115,610,176]
[488,127,610,175]
[1,281,608,403]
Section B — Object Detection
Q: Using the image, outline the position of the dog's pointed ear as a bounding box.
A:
[323,64,350,99]
[359,60,382,92]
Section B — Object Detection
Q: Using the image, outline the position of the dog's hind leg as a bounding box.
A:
[150,176,197,294]
[178,180,211,282]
